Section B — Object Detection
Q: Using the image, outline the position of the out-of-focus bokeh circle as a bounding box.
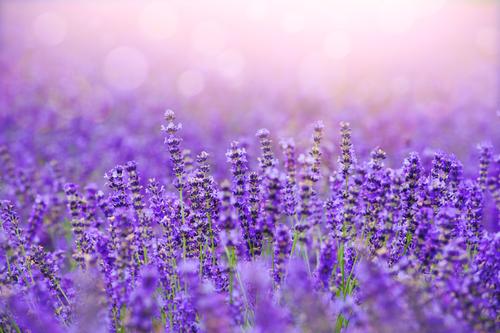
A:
[103,46,149,92]
[32,11,67,46]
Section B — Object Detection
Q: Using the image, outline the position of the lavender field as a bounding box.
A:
[0,1,499,332]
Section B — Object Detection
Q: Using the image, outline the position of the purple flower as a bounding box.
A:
[218,179,237,247]
[280,138,298,216]
[248,171,263,255]
[226,141,252,256]
[256,128,277,172]
[83,184,100,229]
[339,121,356,179]
[273,223,291,284]
[26,195,46,243]
[400,152,422,250]
[317,239,336,289]
[162,109,186,190]
[259,168,282,240]
[309,120,324,183]
[104,165,129,210]
[0,108,497,333]
[239,260,290,332]
[297,154,315,231]
[477,142,493,191]
[126,265,159,333]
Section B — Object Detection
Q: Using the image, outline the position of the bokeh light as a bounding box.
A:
[32,11,67,46]
[103,46,149,92]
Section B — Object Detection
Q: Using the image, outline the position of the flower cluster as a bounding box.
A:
[0,111,498,333]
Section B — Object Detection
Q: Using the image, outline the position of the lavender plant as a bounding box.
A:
[0,109,498,333]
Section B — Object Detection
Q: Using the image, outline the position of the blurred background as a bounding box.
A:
[0,0,498,171]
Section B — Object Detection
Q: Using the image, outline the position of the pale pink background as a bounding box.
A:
[0,0,498,114]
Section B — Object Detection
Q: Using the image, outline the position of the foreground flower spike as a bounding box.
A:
[190,277,233,333]
[317,239,336,290]
[26,195,46,243]
[126,161,151,262]
[226,141,252,256]
[219,179,236,247]
[336,121,358,268]
[125,161,145,213]
[428,151,452,209]
[146,178,166,223]
[162,110,190,260]
[112,212,135,309]
[83,184,100,228]
[182,149,194,174]
[187,164,206,260]
[126,265,159,333]
[1,201,33,284]
[401,152,422,251]
[281,138,298,216]
[31,245,71,318]
[355,258,469,332]
[273,223,291,284]
[105,165,129,210]
[488,155,500,220]
[364,147,387,251]
[259,167,281,240]
[239,260,290,332]
[463,182,484,249]
[464,233,500,331]
[303,122,325,229]
[256,128,277,172]
[0,145,15,186]
[297,154,315,223]
[248,171,263,254]
[283,259,337,332]
[339,121,356,179]
[64,183,87,267]
[7,285,65,333]
[477,142,493,191]
[324,196,343,241]
[309,121,324,182]
[195,151,220,255]
[162,109,185,190]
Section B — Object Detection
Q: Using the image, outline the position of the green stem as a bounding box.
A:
[168,303,174,331]
[16,230,34,285]
[290,230,299,257]
[235,267,251,325]
[119,304,127,333]
[338,242,345,294]
[403,231,413,255]
[5,253,11,276]
[290,215,301,257]
[13,320,21,333]
[335,314,344,333]
[55,281,71,305]
[178,183,185,224]
[207,214,216,266]
[303,244,312,276]
[178,181,187,260]
[143,245,149,264]
[199,243,205,279]
[343,252,359,299]
[182,236,187,261]
[225,246,236,303]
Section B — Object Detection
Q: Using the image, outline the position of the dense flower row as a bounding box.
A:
[0,110,498,333]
